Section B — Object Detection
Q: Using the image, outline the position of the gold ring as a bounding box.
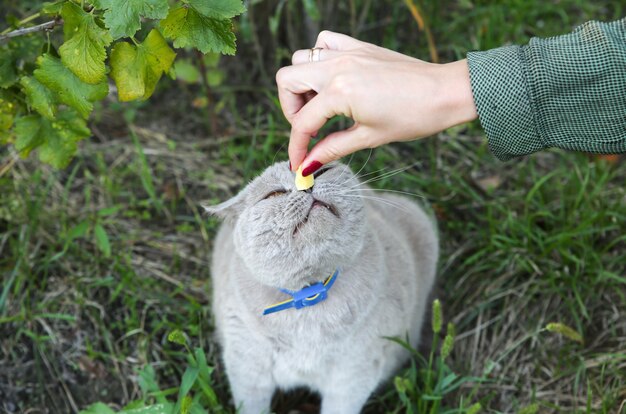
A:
[308,47,322,63]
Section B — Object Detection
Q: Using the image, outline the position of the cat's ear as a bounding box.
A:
[202,191,246,221]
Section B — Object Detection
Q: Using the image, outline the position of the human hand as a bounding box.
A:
[276,30,478,175]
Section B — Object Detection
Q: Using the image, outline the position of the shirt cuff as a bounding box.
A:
[467,46,545,161]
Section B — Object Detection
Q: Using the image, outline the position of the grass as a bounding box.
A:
[1,0,625,413]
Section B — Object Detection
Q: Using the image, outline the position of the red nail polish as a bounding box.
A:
[302,161,322,177]
[288,161,292,170]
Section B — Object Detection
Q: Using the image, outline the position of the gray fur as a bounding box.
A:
[205,161,438,414]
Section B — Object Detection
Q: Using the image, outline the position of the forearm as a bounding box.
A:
[467,18,626,161]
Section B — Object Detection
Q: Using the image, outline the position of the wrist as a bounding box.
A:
[439,59,478,127]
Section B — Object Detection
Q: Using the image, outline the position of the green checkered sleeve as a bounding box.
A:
[466,18,626,161]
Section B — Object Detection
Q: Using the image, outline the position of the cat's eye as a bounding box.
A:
[313,167,332,179]
[264,190,287,199]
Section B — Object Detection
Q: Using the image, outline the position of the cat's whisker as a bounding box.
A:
[331,148,373,188]
[270,141,288,167]
[347,148,373,184]
[352,166,389,181]
[328,151,357,186]
[347,163,418,189]
[339,187,426,199]
[328,151,360,188]
[335,193,413,214]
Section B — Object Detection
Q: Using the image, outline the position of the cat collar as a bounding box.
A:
[262,269,340,315]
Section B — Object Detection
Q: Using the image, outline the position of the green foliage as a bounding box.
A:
[160,0,246,55]
[20,76,56,119]
[59,1,112,84]
[110,29,176,101]
[545,322,584,344]
[80,402,117,414]
[79,331,222,414]
[391,300,485,413]
[0,95,17,140]
[432,298,442,334]
[0,36,44,88]
[93,223,112,257]
[14,109,90,167]
[0,49,19,88]
[34,54,109,119]
[95,0,169,39]
[0,0,245,167]
[167,329,187,346]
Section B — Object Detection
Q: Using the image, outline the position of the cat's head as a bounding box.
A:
[204,161,365,290]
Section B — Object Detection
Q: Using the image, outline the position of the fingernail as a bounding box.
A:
[288,161,292,171]
[302,161,322,177]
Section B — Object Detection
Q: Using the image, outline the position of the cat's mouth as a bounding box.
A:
[293,199,339,236]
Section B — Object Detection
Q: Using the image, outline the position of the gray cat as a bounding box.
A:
[205,161,438,414]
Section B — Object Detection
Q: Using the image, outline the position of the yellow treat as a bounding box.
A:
[295,165,314,191]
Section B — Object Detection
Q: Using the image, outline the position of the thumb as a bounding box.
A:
[300,125,373,176]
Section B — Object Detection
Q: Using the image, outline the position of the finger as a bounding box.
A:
[291,48,342,65]
[276,64,329,123]
[301,126,372,174]
[288,93,344,170]
[277,86,306,125]
[315,30,365,50]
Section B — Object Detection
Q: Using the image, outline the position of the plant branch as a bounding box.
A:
[0,18,62,42]
[196,51,218,135]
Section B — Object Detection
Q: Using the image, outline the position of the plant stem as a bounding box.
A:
[0,12,42,35]
[0,18,62,41]
[196,51,218,135]
[403,0,439,63]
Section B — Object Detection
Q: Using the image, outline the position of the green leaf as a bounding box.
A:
[34,54,108,119]
[180,396,193,414]
[160,1,244,55]
[206,68,224,87]
[40,110,91,167]
[137,365,168,405]
[14,115,44,157]
[467,402,483,414]
[394,376,407,394]
[121,404,174,414]
[0,69,17,90]
[98,206,121,216]
[96,0,169,39]
[110,29,176,101]
[0,49,18,88]
[173,59,200,83]
[94,223,111,257]
[68,220,90,240]
[189,0,245,19]
[20,77,56,119]
[0,96,17,142]
[545,322,583,344]
[42,1,65,15]
[517,403,539,414]
[78,402,116,414]
[59,2,112,84]
[0,36,45,89]
[194,348,213,379]
[174,366,199,414]
[167,329,186,345]
[109,42,143,100]
[14,110,90,168]
[302,0,320,21]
